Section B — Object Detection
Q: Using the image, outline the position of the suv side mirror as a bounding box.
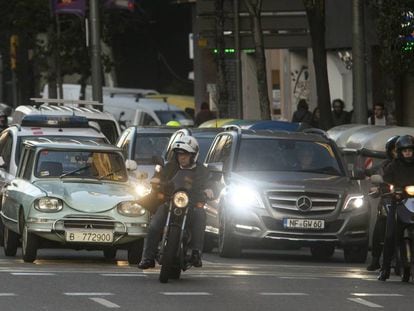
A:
[370,174,384,185]
[207,162,223,174]
[125,159,138,171]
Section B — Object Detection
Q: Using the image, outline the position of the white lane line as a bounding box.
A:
[161,292,211,296]
[279,277,319,280]
[89,298,120,308]
[11,273,55,276]
[64,293,113,296]
[348,298,383,308]
[100,274,147,277]
[0,293,16,296]
[351,293,403,297]
[259,293,309,296]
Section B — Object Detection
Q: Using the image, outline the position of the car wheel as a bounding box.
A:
[3,225,18,256]
[310,245,335,260]
[218,210,241,258]
[127,239,143,265]
[22,224,39,263]
[103,248,117,261]
[343,244,368,263]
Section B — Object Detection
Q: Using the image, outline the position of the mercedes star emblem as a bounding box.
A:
[296,196,312,211]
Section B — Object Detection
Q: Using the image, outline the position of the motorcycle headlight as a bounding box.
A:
[117,201,146,217]
[228,185,264,209]
[34,197,63,212]
[405,186,414,196]
[173,191,189,208]
[135,183,151,198]
[343,195,365,211]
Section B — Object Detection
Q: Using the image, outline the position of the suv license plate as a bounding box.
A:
[283,219,325,230]
[65,230,114,243]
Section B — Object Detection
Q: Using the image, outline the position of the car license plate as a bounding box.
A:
[65,230,114,243]
[283,219,325,230]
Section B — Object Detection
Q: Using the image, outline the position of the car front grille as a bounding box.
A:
[62,215,115,230]
[267,190,340,215]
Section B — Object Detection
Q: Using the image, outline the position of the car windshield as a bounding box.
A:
[235,139,343,175]
[134,134,171,164]
[91,119,118,144]
[35,150,127,181]
[155,110,192,124]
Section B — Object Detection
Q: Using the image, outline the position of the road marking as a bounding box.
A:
[64,293,113,296]
[351,293,403,297]
[161,292,212,296]
[100,274,147,277]
[11,272,55,276]
[279,276,319,280]
[0,293,16,296]
[259,293,309,296]
[89,298,120,308]
[348,298,383,308]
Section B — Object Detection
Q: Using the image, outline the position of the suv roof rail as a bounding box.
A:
[30,98,103,107]
[302,128,329,139]
[222,124,242,134]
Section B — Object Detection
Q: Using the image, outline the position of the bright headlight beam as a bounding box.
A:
[229,185,263,208]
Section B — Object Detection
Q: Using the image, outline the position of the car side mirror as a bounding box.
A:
[207,162,223,174]
[370,174,384,185]
[125,159,138,171]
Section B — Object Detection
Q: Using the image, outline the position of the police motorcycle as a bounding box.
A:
[150,163,204,283]
[371,174,414,282]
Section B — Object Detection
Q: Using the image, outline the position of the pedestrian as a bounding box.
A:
[291,99,312,125]
[195,102,216,126]
[310,107,321,128]
[368,102,393,125]
[331,99,350,127]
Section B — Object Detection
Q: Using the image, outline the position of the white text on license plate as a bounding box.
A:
[65,230,114,243]
[283,219,325,229]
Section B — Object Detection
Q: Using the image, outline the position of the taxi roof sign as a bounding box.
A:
[21,115,90,128]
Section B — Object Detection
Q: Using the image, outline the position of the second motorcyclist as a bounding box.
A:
[137,135,215,270]
[378,134,414,281]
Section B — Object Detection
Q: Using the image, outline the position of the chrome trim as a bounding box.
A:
[0,211,18,223]
[264,235,339,242]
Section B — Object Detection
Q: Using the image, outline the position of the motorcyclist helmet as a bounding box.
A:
[385,135,399,159]
[396,135,414,163]
[166,120,181,127]
[172,135,199,163]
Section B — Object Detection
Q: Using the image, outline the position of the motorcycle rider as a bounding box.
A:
[378,135,414,281]
[137,135,215,269]
[366,135,399,271]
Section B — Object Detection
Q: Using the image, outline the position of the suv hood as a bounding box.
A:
[230,171,357,193]
[34,180,135,213]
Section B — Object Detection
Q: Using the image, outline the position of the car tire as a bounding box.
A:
[22,224,39,263]
[310,245,335,260]
[343,244,368,263]
[103,248,117,261]
[127,239,143,265]
[218,210,241,258]
[3,226,18,256]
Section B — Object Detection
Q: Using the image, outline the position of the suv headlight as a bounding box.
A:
[117,201,146,217]
[34,197,63,212]
[135,183,151,198]
[228,185,264,209]
[343,195,365,211]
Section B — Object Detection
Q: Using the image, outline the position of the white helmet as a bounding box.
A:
[172,135,200,163]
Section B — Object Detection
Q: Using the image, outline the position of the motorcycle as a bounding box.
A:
[371,175,414,282]
[153,165,202,283]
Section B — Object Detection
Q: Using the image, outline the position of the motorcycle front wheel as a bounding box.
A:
[159,226,181,283]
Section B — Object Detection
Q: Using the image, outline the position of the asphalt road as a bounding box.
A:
[0,247,411,311]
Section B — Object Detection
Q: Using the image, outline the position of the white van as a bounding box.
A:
[103,94,194,129]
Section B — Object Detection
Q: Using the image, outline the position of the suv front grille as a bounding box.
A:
[267,191,339,215]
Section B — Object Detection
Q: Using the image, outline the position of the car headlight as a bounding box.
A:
[343,195,365,211]
[405,185,414,196]
[136,183,151,198]
[228,184,264,209]
[34,197,63,212]
[173,191,189,208]
[117,201,146,217]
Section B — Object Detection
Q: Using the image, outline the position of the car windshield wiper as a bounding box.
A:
[98,169,123,180]
[60,165,91,178]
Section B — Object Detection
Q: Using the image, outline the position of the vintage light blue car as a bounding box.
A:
[0,138,149,263]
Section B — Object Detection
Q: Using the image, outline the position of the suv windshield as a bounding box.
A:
[35,150,127,181]
[235,139,342,175]
[134,134,171,164]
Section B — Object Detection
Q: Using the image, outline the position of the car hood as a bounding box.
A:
[34,180,136,213]
[230,171,357,193]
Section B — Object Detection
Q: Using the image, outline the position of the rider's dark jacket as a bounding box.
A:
[383,158,414,188]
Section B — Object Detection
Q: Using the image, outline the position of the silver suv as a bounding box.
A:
[205,129,369,262]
